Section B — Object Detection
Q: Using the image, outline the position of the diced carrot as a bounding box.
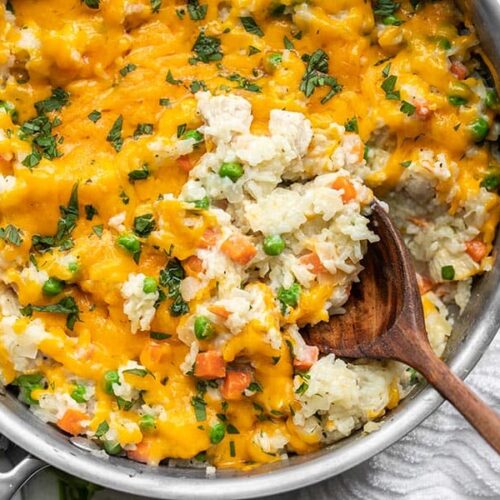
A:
[466,239,487,263]
[185,255,203,274]
[299,252,326,274]
[293,345,319,371]
[413,98,432,120]
[450,61,467,80]
[416,273,433,295]
[177,155,194,173]
[144,341,172,365]
[127,441,151,464]
[331,177,357,203]
[221,370,252,400]
[57,409,87,436]
[220,234,257,265]
[199,227,220,249]
[194,351,226,379]
[208,304,230,319]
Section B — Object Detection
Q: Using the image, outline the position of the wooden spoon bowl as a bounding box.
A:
[303,201,500,452]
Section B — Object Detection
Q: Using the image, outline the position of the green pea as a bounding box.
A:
[190,196,210,210]
[117,234,141,254]
[194,315,215,340]
[480,173,500,192]
[209,422,226,444]
[263,235,285,256]
[277,283,301,313]
[219,162,244,182]
[143,276,158,294]
[448,95,467,107]
[441,265,455,280]
[436,37,451,50]
[103,370,120,395]
[68,261,80,274]
[485,89,499,109]
[42,277,64,296]
[70,384,87,403]
[469,117,490,142]
[103,440,122,455]
[139,414,156,431]
[382,15,402,26]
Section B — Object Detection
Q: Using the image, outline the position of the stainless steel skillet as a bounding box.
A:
[1,1,500,498]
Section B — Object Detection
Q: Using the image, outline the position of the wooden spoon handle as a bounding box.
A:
[414,348,500,454]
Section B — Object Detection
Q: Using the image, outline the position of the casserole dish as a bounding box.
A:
[1,0,500,498]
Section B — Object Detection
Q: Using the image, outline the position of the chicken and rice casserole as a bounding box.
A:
[0,0,498,471]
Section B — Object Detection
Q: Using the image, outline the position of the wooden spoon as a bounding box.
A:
[302,201,500,453]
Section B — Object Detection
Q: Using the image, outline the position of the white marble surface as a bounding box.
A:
[7,332,500,500]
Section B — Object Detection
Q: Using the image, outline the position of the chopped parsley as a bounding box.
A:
[21,296,81,330]
[248,45,261,55]
[0,224,23,246]
[247,381,263,393]
[240,16,264,37]
[189,31,223,64]
[119,63,137,77]
[295,373,310,395]
[190,80,208,93]
[166,70,182,85]
[95,421,109,438]
[226,73,262,93]
[229,440,236,457]
[84,204,98,221]
[133,123,154,139]
[123,368,148,377]
[187,0,207,20]
[400,160,412,168]
[159,258,189,316]
[284,36,294,50]
[400,100,416,116]
[128,164,150,182]
[150,331,171,340]
[92,224,103,238]
[119,189,130,205]
[226,423,239,434]
[81,0,100,8]
[191,395,207,421]
[32,184,79,252]
[34,88,70,115]
[177,123,187,138]
[381,74,400,100]
[133,213,156,237]
[344,117,359,133]
[150,0,161,13]
[88,110,101,123]
[106,115,123,152]
[373,0,400,17]
[159,98,171,107]
[20,93,68,168]
[300,49,342,104]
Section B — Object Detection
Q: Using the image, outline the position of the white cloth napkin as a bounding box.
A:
[12,333,500,500]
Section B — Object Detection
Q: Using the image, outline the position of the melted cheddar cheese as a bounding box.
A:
[0,0,498,471]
